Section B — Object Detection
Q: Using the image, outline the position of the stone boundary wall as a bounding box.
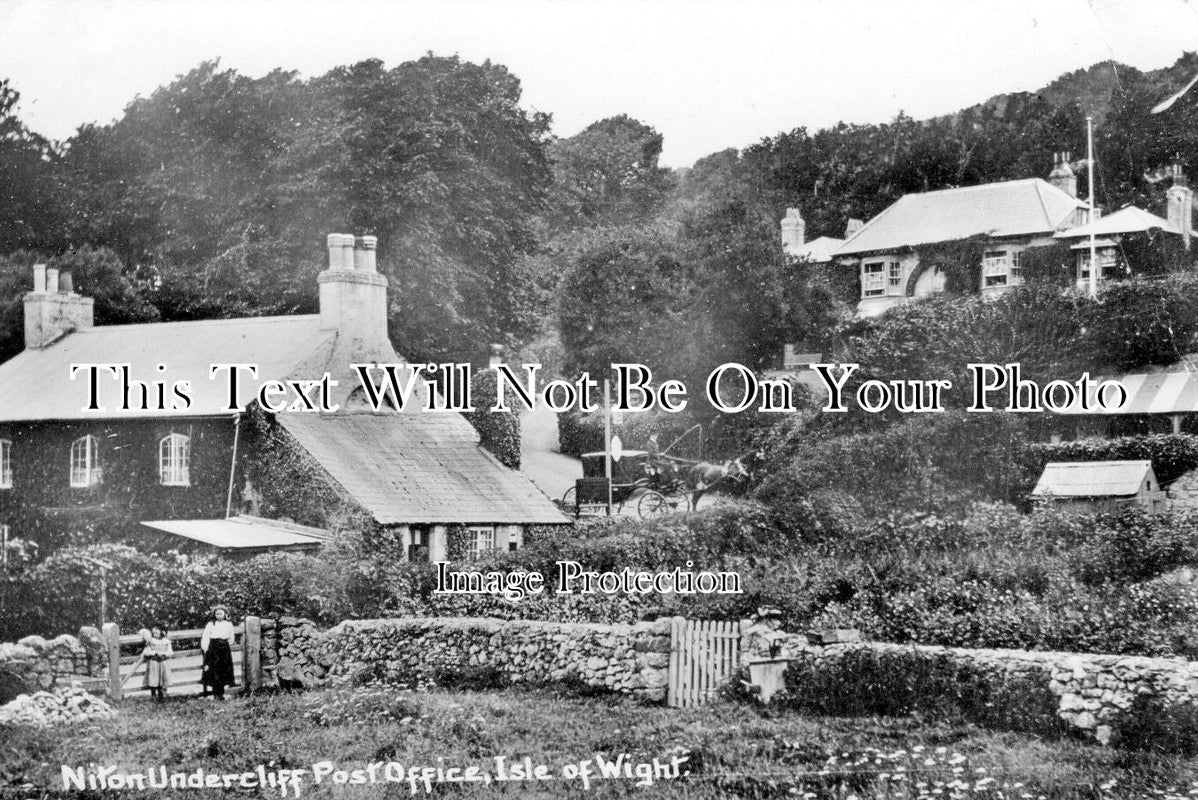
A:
[264,616,673,702]
[742,625,1198,744]
[0,627,107,691]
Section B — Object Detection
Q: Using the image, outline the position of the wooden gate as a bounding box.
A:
[102,617,265,701]
[667,618,741,708]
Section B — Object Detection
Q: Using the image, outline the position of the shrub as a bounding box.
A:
[462,368,520,468]
[1111,695,1198,754]
[1020,433,1198,490]
[780,648,1065,736]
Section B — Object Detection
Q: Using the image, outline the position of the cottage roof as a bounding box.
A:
[1032,460,1155,498]
[836,178,1089,256]
[1053,204,1195,239]
[277,413,569,525]
[0,315,335,421]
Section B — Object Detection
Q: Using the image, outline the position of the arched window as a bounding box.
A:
[0,439,10,489]
[70,435,101,488]
[159,433,190,486]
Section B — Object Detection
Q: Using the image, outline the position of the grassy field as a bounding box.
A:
[4,685,1198,799]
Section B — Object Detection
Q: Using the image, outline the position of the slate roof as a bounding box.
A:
[1032,460,1154,498]
[836,178,1089,256]
[0,315,334,421]
[277,413,569,525]
[1053,205,1195,239]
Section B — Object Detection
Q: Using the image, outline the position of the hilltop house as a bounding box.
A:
[781,156,1198,319]
[0,234,568,561]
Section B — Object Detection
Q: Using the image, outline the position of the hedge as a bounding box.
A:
[1019,433,1198,488]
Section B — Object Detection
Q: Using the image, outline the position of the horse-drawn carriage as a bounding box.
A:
[561,450,692,518]
[560,447,761,519]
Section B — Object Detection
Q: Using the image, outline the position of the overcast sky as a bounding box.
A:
[1,0,1196,167]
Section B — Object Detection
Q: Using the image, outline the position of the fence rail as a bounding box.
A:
[101,617,264,702]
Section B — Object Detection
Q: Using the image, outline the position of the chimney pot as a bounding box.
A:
[339,233,356,270]
[353,235,378,272]
[327,233,341,271]
[46,268,59,294]
[33,264,46,293]
[60,272,73,294]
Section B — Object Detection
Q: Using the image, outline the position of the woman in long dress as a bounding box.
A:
[200,606,236,700]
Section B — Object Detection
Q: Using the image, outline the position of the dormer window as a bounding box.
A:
[159,433,190,486]
[70,435,101,488]
[0,440,10,489]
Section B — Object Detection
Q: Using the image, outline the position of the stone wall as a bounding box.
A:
[264,616,672,702]
[742,623,1198,745]
[0,627,107,692]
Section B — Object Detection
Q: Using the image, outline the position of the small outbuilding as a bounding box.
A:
[1031,460,1166,513]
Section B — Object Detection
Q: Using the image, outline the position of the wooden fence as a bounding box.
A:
[667,618,742,708]
[101,616,268,702]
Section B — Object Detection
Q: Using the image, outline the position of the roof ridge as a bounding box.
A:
[75,314,321,333]
[1032,180,1053,229]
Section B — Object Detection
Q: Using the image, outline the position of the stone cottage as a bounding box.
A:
[0,234,568,560]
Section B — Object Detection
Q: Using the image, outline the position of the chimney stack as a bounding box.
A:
[1049,151,1078,198]
[23,264,94,349]
[318,232,389,346]
[1167,165,1193,251]
[844,218,865,240]
[780,207,806,253]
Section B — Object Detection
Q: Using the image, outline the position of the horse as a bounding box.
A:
[686,450,768,507]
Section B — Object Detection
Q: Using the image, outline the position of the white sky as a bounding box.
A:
[0,0,1196,167]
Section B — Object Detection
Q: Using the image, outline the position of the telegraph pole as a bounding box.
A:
[1087,115,1098,299]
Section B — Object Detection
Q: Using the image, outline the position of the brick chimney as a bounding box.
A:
[1166,165,1193,251]
[1049,151,1077,198]
[780,207,806,253]
[24,264,94,349]
[318,233,390,346]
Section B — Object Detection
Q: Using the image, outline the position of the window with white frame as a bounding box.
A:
[159,433,190,486]
[466,525,496,560]
[1078,248,1120,283]
[982,250,1022,288]
[862,260,900,297]
[0,439,10,489]
[69,435,101,488]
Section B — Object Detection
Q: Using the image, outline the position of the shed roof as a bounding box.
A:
[0,315,334,421]
[836,178,1088,256]
[277,413,570,525]
[140,515,332,552]
[1032,460,1154,498]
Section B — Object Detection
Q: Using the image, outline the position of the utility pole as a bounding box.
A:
[1087,115,1098,299]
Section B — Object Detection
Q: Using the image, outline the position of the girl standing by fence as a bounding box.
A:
[200,606,236,700]
[141,625,173,701]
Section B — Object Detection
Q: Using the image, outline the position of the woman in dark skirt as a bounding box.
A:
[200,605,236,700]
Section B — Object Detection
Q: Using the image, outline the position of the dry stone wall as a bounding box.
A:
[265,616,673,702]
[0,627,107,692]
[742,624,1198,745]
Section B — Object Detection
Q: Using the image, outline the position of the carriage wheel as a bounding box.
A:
[637,490,669,518]
[561,486,577,514]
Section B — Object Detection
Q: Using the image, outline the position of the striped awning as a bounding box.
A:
[1060,371,1198,415]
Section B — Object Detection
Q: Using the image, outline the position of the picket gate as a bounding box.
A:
[667,618,742,708]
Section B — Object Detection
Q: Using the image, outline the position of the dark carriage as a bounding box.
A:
[561,450,692,518]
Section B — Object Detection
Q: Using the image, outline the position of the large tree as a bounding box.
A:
[0,80,58,253]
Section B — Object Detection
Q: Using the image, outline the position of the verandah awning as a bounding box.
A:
[1059,371,1198,416]
[140,515,332,553]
